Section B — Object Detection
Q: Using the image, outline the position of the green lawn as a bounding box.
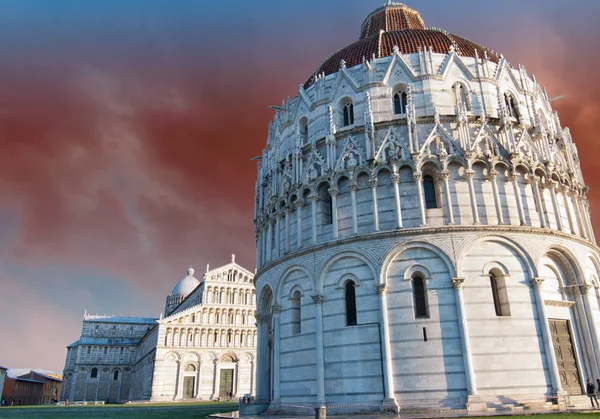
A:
[0,401,237,419]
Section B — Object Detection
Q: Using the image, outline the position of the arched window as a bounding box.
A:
[90,368,98,379]
[345,281,357,326]
[454,84,471,111]
[504,93,520,123]
[423,175,438,209]
[291,290,301,335]
[227,330,232,344]
[299,118,309,144]
[413,276,429,318]
[490,271,511,316]
[113,370,119,381]
[393,91,408,115]
[343,102,354,126]
[318,183,332,225]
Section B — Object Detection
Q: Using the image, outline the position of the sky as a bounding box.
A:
[0,0,599,373]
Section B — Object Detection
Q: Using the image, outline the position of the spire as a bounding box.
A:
[231,254,236,263]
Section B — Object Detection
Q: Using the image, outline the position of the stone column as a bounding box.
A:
[255,315,269,402]
[531,178,547,228]
[489,169,504,225]
[370,178,380,232]
[561,186,576,234]
[309,194,319,245]
[266,221,273,262]
[391,172,403,229]
[510,172,526,226]
[548,181,564,231]
[530,278,564,394]
[376,285,398,411]
[581,284,600,377]
[571,193,586,238]
[274,214,282,259]
[296,202,304,249]
[211,360,219,400]
[440,170,455,225]
[312,294,326,405]
[414,173,427,226]
[451,278,477,396]
[285,207,291,254]
[272,305,282,403]
[465,170,480,225]
[349,184,359,235]
[256,233,261,270]
[329,188,340,239]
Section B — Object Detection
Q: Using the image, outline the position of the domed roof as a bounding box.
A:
[170,267,200,296]
[304,2,499,87]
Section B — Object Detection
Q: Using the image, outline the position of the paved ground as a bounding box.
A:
[0,401,237,419]
[212,410,600,419]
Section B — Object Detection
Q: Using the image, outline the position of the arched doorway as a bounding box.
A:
[257,286,273,403]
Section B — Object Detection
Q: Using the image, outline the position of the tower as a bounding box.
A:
[253,2,600,415]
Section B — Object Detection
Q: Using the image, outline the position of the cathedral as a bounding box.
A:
[60,256,257,403]
[253,1,600,415]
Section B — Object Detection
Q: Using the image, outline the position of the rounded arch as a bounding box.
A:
[287,284,306,299]
[317,250,378,294]
[380,241,456,285]
[417,158,443,173]
[219,353,238,363]
[403,263,433,281]
[457,235,537,279]
[539,245,584,286]
[257,284,274,317]
[482,261,510,277]
[336,273,361,290]
[275,264,313,304]
[163,351,181,362]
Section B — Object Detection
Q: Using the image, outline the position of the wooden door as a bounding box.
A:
[219,369,234,396]
[182,376,195,399]
[549,319,582,394]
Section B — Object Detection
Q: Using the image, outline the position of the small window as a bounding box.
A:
[393,92,407,115]
[413,276,429,318]
[454,84,471,111]
[113,370,119,381]
[318,183,333,225]
[90,368,98,379]
[490,271,511,316]
[423,175,438,209]
[345,281,357,326]
[504,93,520,123]
[343,102,354,126]
[291,290,302,335]
[299,118,309,144]
[87,346,91,355]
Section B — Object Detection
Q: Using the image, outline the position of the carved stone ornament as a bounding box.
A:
[544,300,575,308]
[451,277,465,289]
[346,152,359,170]
[375,284,387,294]
[272,305,283,314]
[580,283,593,295]
[255,314,267,324]
[312,294,324,304]
[530,277,545,288]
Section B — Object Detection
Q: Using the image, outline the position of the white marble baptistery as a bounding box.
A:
[252,2,600,415]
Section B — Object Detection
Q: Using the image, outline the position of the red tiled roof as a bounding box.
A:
[304,4,499,88]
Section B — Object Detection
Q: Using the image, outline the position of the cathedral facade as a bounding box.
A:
[253,2,600,415]
[60,257,257,403]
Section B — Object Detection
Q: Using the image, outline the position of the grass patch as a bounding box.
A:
[0,401,237,419]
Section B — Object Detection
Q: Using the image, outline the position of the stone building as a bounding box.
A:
[253,1,600,415]
[0,366,6,405]
[60,257,257,403]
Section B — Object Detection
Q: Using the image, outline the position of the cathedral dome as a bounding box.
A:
[170,267,200,296]
[305,2,499,87]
